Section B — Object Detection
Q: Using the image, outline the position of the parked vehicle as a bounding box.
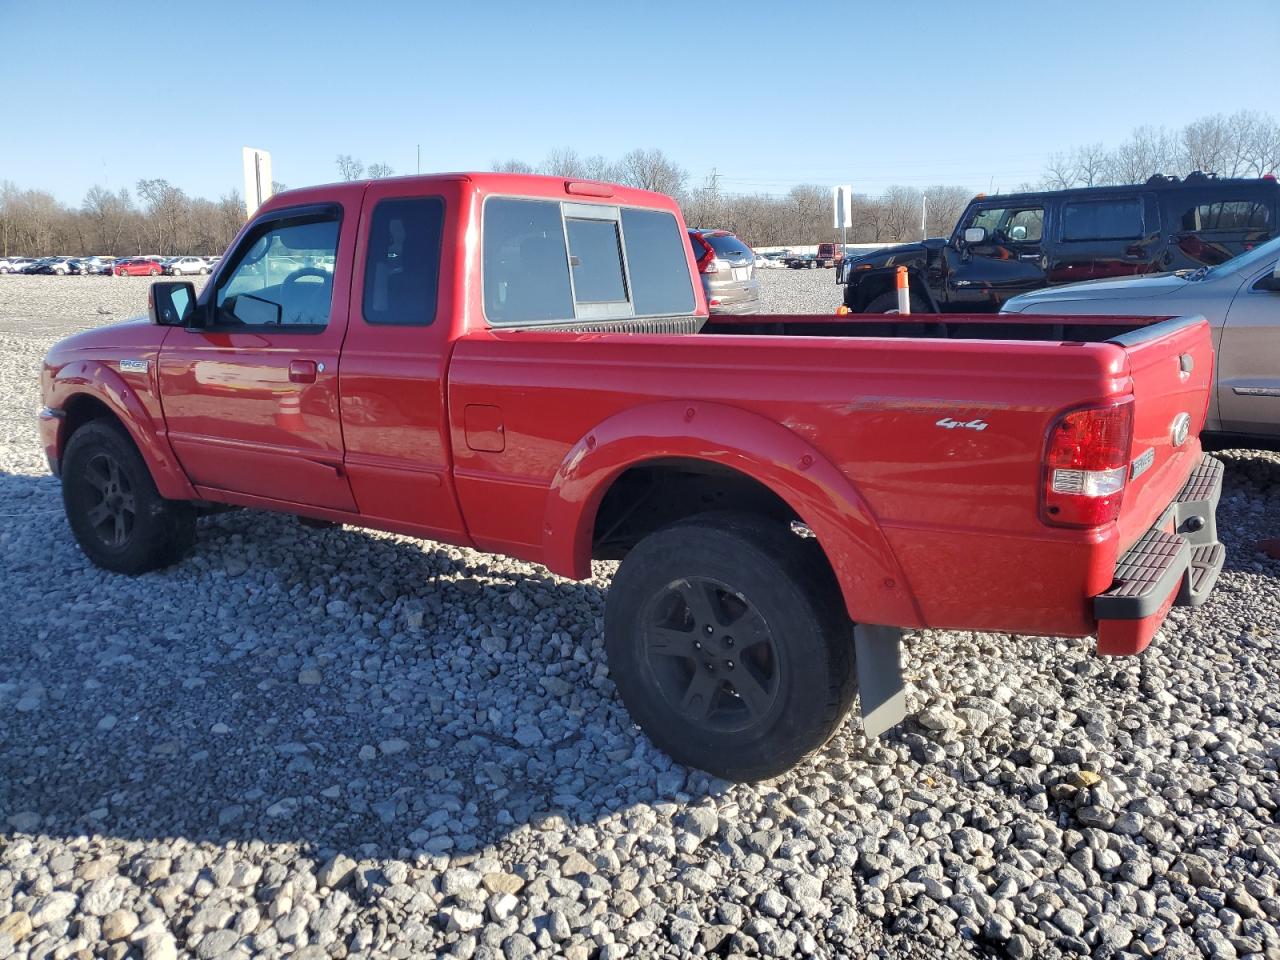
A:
[39,172,1221,781]
[167,256,212,276]
[114,258,164,277]
[688,228,761,314]
[20,258,57,274]
[839,172,1279,313]
[0,256,35,274]
[1004,235,1280,441]
[33,257,81,275]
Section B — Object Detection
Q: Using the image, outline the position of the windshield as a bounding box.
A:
[1203,234,1280,279]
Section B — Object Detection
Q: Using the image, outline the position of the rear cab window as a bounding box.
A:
[483,197,695,326]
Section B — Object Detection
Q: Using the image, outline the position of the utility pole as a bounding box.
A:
[417,144,421,175]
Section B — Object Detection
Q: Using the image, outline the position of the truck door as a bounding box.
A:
[1215,260,1280,437]
[1050,193,1157,282]
[943,202,1047,309]
[336,180,470,542]
[157,202,357,511]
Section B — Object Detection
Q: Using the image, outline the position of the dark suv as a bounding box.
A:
[839,172,1279,313]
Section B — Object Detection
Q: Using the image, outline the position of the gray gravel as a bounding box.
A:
[2,272,1279,960]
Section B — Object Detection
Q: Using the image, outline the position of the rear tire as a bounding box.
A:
[149,268,159,276]
[61,420,196,574]
[605,511,855,781]
[865,290,927,314]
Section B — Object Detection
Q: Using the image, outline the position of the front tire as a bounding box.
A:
[62,420,196,574]
[605,512,855,781]
[149,268,160,276]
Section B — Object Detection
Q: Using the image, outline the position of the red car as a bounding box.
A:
[114,258,163,277]
[38,172,1221,781]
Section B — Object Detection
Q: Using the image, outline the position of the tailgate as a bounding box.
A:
[1112,315,1215,549]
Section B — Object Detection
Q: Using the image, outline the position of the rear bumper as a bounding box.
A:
[1094,454,1224,655]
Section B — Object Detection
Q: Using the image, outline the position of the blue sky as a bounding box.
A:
[4,0,1278,205]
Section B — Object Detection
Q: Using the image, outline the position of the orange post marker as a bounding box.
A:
[895,265,910,314]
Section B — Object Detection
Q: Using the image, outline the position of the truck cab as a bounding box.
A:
[840,173,1279,313]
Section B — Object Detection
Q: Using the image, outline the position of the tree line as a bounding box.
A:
[3,111,1274,258]
[1037,110,1279,189]
[0,180,256,259]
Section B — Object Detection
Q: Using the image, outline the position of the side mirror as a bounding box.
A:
[149,281,197,326]
[963,227,987,244]
[1009,225,1028,241]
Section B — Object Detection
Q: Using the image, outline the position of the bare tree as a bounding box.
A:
[367,163,394,179]
[614,149,687,196]
[335,154,364,181]
[135,179,189,254]
[541,147,584,178]
[82,186,134,253]
[271,180,288,194]
[1109,126,1179,184]
[1042,151,1078,190]
[491,158,535,173]
[1073,143,1111,187]
[922,185,971,237]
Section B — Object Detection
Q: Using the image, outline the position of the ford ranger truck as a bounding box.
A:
[39,173,1223,782]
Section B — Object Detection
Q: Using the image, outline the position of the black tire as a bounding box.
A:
[605,511,855,781]
[864,290,928,314]
[61,420,196,574]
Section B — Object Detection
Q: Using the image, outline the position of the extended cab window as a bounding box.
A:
[215,215,339,329]
[1061,199,1143,241]
[363,197,444,326]
[483,199,696,325]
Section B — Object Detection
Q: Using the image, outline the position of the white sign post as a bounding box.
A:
[833,184,853,231]
[242,147,273,218]
[833,185,853,277]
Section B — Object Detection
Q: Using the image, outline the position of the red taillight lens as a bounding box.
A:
[1041,399,1135,528]
[693,235,718,274]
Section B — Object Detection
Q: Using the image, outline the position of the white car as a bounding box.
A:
[167,256,212,276]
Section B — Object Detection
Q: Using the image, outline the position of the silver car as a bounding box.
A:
[167,256,212,276]
[688,229,761,315]
[1003,237,1280,440]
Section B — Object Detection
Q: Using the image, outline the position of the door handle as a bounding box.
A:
[1018,253,1041,260]
[289,360,318,384]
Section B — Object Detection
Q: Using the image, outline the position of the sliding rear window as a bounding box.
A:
[483,198,695,325]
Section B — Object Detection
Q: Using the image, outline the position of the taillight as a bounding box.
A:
[693,235,718,274]
[1041,399,1135,528]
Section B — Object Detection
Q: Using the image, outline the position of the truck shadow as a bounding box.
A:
[0,470,735,861]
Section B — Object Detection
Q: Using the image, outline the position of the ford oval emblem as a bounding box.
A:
[1170,412,1191,448]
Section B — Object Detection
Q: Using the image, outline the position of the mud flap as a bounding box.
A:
[854,623,907,738]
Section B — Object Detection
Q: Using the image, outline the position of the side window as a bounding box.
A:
[622,209,696,315]
[967,207,1007,236]
[1005,208,1043,243]
[363,197,444,326]
[215,214,340,329]
[1061,199,1143,241]
[483,198,573,325]
[1179,200,1272,233]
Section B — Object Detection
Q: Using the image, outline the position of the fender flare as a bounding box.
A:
[541,400,923,628]
[51,360,195,501]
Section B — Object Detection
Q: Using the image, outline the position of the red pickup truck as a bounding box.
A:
[39,173,1223,781]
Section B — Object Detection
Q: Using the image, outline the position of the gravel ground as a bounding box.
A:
[1,272,1278,960]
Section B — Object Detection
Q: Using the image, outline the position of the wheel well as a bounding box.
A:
[851,271,932,312]
[60,394,120,455]
[590,458,845,612]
